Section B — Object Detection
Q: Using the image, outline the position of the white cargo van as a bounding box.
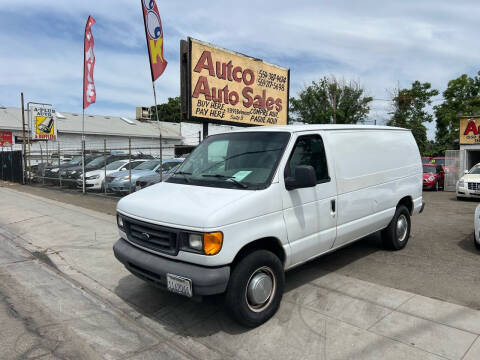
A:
[114,125,424,327]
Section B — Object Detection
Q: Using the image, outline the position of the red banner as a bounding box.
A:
[83,16,96,109]
[141,0,167,81]
[0,131,13,147]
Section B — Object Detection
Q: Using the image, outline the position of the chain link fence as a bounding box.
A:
[22,137,197,198]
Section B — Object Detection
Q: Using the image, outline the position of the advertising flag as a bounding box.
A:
[141,0,167,81]
[83,16,96,109]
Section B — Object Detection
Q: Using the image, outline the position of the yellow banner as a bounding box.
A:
[190,39,289,126]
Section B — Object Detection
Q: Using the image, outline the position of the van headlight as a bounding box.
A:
[181,232,223,255]
[458,179,464,188]
[428,176,435,181]
[87,174,100,180]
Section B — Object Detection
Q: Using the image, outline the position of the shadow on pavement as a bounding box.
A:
[112,233,382,338]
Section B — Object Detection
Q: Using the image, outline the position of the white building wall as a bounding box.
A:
[180,122,241,146]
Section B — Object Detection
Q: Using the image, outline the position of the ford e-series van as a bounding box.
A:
[114,125,424,327]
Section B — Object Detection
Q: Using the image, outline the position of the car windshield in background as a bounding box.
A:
[86,156,107,167]
[135,160,160,170]
[167,132,291,190]
[69,156,83,165]
[167,163,181,174]
[106,160,126,170]
[432,158,445,165]
[469,166,480,174]
[423,165,436,173]
[161,161,180,171]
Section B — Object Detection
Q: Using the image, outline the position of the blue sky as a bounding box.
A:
[1,1,480,138]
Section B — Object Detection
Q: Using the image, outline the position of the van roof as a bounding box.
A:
[229,124,408,133]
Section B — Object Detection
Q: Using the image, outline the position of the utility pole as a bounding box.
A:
[21,93,27,184]
[333,91,337,124]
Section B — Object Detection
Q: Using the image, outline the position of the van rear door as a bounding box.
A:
[282,133,337,266]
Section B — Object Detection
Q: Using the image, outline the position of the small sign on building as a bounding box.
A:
[32,106,57,140]
[181,38,289,127]
[0,131,13,147]
[460,116,480,144]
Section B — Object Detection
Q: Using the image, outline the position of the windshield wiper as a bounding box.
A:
[174,171,192,183]
[201,174,248,188]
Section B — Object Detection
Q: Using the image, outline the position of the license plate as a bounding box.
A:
[167,274,192,297]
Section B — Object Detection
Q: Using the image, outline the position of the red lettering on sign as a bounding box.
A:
[464,121,478,135]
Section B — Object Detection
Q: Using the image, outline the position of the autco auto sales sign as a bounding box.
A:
[32,106,57,140]
[182,38,289,126]
[460,116,480,144]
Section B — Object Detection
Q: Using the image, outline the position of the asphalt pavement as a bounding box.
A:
[0,184,479,359]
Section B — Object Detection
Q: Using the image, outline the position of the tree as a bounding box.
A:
[387,81,439,153]
[289,76,373,124]
[434,72,480,151]
[151,96,181,123]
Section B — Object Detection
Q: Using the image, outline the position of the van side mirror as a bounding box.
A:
[285,165,317,190]
[464,170,469,174]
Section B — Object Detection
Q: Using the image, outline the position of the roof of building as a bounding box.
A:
[0,107,182,140]
[230,124,406,133]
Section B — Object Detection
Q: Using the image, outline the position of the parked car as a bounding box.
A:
[113,125,424,327]
[77,159,150,191]
[457,163,480,200]
[135,160,184,191]
[44,155,96,181]
[421,156,431,164]
[63,153,153,182]
[423,164,444,191]
[106,158,182,194]
[474,205,480,250]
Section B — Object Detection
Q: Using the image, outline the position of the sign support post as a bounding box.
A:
[152,83,163,182]
[21,92,27,184]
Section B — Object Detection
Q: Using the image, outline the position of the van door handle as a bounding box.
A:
[331,199,336,213]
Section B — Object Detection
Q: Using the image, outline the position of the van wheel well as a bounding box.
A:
[398,196,413,215]
[232,238,286,267]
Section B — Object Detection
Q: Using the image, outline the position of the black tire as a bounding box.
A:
[381,205,411,250]
[475,234,480,250]
[457,196,463,201]
[435,181,439,191]
[225,250,284,328]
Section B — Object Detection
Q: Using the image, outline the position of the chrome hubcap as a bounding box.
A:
[246,266,276,312]
[396,215,408,242]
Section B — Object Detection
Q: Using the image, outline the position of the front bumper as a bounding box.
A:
[113,238,230,296]
[456,186,480,198]
[107,180,134,193]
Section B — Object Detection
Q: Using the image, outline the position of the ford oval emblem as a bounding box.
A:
[142,232,150,240]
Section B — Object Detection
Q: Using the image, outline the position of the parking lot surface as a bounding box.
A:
[0,184,479,359]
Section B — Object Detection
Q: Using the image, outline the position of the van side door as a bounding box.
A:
[282,133,337,267]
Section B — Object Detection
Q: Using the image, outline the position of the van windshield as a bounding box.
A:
[167,132,290,190]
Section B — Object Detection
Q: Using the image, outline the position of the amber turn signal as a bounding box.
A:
[203,232,223,255]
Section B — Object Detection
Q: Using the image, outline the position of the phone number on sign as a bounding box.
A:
[257,70,287,91]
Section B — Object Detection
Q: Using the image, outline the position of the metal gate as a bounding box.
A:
[0,149,23,183]
[445,150,460,192]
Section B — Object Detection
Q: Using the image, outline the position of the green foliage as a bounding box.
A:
[387,81,439,153]
[151,96,181,123]
[434,72,480,152]
[289,76,373,124]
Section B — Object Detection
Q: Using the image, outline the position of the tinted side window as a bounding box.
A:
[285,135,329,183]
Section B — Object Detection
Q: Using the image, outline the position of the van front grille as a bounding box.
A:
[123,217,179,256]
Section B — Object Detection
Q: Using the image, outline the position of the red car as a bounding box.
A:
[423,164,444,191]
[421,156,431,164]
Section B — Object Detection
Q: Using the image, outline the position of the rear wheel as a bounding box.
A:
[225,250,284,328]
[381,205,411,250]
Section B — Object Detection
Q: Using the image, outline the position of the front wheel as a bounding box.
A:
[435,181,439,191]
[475,233,480,250]
[225,250,284,328]
[381,205,411,250]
